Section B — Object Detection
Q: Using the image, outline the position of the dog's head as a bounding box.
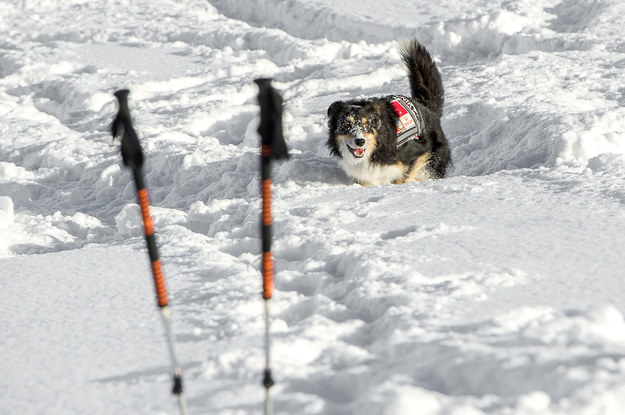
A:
[327,100,384,163]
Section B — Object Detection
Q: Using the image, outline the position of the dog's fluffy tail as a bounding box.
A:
[399,39,444,117]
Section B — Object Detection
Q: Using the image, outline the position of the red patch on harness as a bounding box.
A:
[391,99,416,134]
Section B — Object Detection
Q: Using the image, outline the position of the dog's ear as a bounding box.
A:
[327,101,346,117]
[368,103,385,130]
[370,115,382,130]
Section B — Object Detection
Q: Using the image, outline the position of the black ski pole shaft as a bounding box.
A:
[112,89,188,415]
[255,78,288,415]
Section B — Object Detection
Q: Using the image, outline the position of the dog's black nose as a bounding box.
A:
[354,138,366,147]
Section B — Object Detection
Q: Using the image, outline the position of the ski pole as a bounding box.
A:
[111,89,189,415]
[255,78,289,415]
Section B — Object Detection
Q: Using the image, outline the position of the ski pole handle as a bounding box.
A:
[112,89,169,309]
[255,78,288,301]
[255,78,288,160]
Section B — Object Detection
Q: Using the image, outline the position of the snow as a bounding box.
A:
[1,0,625,414]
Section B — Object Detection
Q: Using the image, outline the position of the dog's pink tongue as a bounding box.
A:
[354,148,365,155]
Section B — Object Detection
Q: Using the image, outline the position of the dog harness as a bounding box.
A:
[390,95,424,146]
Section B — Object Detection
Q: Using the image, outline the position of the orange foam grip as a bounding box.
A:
[262,251,273,299]
[137,188,154,236]
[151,260,169,307]
[262,179,272,226]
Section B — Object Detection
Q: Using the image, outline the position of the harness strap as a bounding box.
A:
[390,95,423,146]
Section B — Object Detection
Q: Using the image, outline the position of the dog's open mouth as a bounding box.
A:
[348,146,366,158]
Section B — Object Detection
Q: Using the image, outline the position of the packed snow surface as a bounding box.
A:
[2,0,625,414]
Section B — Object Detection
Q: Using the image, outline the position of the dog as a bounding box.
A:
[326,40,451,186]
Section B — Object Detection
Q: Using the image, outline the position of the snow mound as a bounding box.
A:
[0,196,14,228]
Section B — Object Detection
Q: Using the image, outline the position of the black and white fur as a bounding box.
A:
[327,40,451,186]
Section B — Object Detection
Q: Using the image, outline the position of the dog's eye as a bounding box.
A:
[336,118,355,134]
